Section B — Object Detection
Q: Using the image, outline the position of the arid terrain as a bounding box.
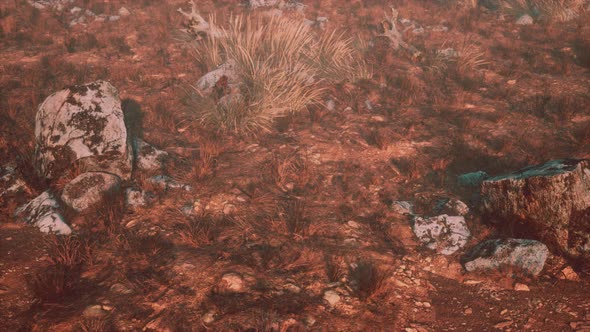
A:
[1,0,590,331]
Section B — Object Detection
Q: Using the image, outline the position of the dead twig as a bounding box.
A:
[377,7,422,61]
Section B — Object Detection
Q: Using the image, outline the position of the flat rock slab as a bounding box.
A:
[61,172,121,212]
[35,80,132,180]
[14,191,71,235]
[412,214,470,255]
[481,159,590,258]
[462,238,549,277]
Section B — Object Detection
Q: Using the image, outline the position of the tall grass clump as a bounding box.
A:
[187,14,371,136]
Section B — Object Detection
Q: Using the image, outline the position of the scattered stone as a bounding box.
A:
[434,198,470,216]
[462,238,549,276]
[35,81,133,180]
[118,7,130,17]
[458,171,489,187]
[125,187,152,209]
[284,283,301,294]
[494,320,513,329]
[0,164,31,200]
[148,175,191,191]
[464,308,473,315]
[61,172,121,212]
[70,6,82,14]
[248,0,280,8]
[392,201,415,215]
[109,15,121,22]
[202,311,216,324]
[217,273,246,293]
[514,283,530,291]
[516,14,534,25]
[437,48,458,58]
[134,138,168,172]
[110,283,133,294]
[14,191,71,235]
[559,266,580,281]
[480,159,590,259]
[412,214,470,255]
[323,290,341,307]
[83,305,108,318]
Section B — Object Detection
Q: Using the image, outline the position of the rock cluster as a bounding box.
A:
[14,81,177,234]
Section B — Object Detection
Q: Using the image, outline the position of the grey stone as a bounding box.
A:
[134,139,168,172]
[0,164,31,200]
[392,201,415,215]
[434,198,470,216]
[61,172,121,212]
[462,238,549,276]
[481,159,590,258]
[148,175,191,191]
[14,191,71,235]
[458,171,489,187]
[218,273,246,293]
[125,187,152,209]
[34,81,132,180]
[413,214,470,255]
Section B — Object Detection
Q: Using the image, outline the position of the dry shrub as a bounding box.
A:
[501,0,586,21]
[178,215,215,247]
[45,234,89,267]
[267,151,315,194]
[76,317,114,332]
[188,14,370,136]
[27,263,81,304]
[281,197,309,236]
[325,255,347,282]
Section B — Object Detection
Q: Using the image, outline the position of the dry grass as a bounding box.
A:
[187,14,370,136]
[501,0,586,21]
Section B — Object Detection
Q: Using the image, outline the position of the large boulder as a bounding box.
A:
[462,238,549,277]
[34,80,132,181]
[14,191,71,235]
[480,159,590,258]
[61,172,121,212]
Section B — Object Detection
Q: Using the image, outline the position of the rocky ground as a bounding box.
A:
[1,0,590,331]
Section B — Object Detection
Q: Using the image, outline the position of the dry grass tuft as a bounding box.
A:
[187,14,370,136]
[501,0,586,22]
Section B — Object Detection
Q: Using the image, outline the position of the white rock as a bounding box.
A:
[516,14,533,25]
[118,7,130,17]
[83,305,107,318]
[14,191,71,235]
[323,290,341,307]
[34,81,133,180]
[219,273,246,293]
[109,15,120,22]
[413,215,470,255]
[70,7,82,14]
[61,172,121,212]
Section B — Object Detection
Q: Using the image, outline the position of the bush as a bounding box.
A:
[187,14,370,136]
